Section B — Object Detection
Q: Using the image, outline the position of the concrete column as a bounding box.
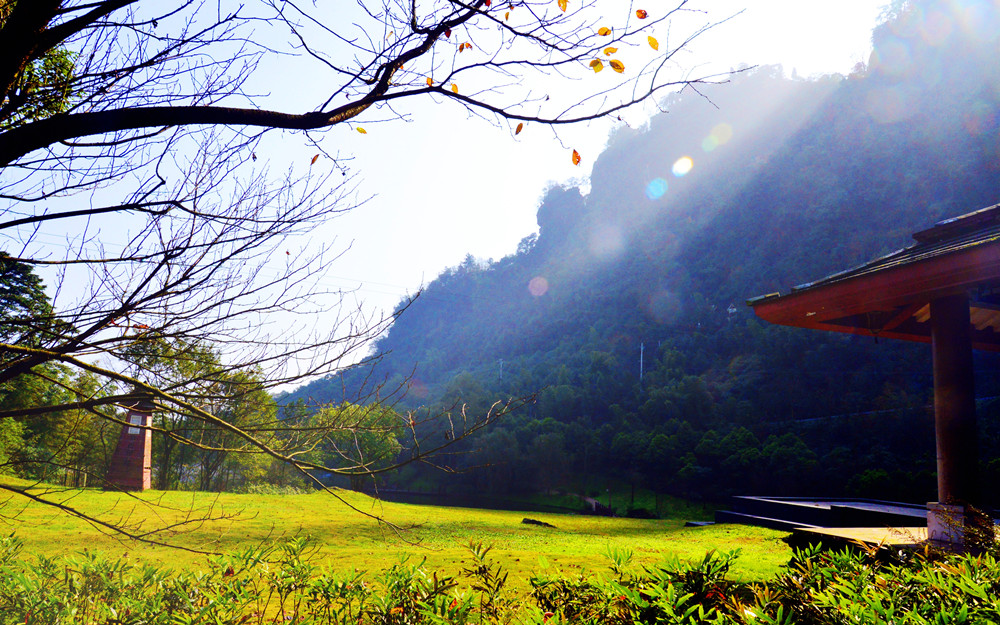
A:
[929,294,978,506]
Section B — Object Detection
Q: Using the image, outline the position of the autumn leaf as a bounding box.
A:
[597,26,611,36]
[451,83,458,93]
[609,59,625,73]
[648,36,659,50]
[558,0,567,12]
[572,149,581,165]
[426,77,433,86]
[515,122,524,135]
[445,28,452,38]
[310,154,320,165]
[589,59,604,73]
[505,11,510,19]
[603,46,617,56]
[485,0,491,5]
[636,9,648,18]
[356,127,367,134]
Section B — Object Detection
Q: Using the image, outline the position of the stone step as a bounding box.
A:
[715,510,822,532]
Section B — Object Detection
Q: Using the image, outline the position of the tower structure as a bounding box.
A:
[106,395,154,491]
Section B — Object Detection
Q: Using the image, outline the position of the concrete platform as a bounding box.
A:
[791,526,927,549]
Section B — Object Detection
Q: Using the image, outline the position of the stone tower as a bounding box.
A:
[106,395,154,491]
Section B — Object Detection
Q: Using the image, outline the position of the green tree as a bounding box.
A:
[0,0,729,544]
[310,403,404,491]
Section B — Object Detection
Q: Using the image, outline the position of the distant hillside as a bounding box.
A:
[281,0,1000,508]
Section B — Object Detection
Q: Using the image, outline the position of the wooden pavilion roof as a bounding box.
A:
[748,204,1000,351]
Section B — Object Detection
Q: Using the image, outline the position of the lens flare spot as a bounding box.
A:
[958,3,1000,43]
[870,37,913,80]
[963,99,995,136]
[920,9,953,46]
[711,123,733,144]
[672,156,694,177]
[645,178,668,199]
[407,379,430,399]
[644,290,681,324]
[702,136,718,152]
[528,276,549,297]
[865,86,913,124]
[588,223,625,258]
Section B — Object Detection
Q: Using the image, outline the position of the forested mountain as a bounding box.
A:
[282,0,1000,509]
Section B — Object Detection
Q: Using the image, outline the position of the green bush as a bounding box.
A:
[1,533,999,624]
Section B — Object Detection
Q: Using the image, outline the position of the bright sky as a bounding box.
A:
[3,0,888,360]
[314,0,887,317]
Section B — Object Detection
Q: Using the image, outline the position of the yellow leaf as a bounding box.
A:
[451,83,458,93]
[603,46,617,56]
[515,122,524,135]
[648,36,659,50]
[589,59,604,73]
[597,26,611,36]
[609,59,625,73]
[356,127,367,134]
[558,0,567,11]
[426,77,433,86]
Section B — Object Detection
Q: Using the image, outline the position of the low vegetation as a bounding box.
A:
[0,481,788,581]
[1,531,998,624]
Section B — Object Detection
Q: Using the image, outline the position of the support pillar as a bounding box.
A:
[927,294,992,548]
[929,294,978,507]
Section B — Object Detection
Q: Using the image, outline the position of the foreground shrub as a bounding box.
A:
[1,534,999,623]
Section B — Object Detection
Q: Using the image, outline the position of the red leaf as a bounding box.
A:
[445,28,452,38]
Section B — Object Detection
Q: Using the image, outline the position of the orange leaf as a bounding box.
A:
[505,10,509,19]
[589,59,604,73]
[310,154,320,164]
[356,127,367,134]
[426,77,433,86]
[609,59,625,73]
[648,36,658,50]
[515,122,524,135]
[597,26,611,36]
[636,9,648,18]
[451,83,458,93]
[572,149,581,165]
[603,46,617,56]
[558,0,567,12]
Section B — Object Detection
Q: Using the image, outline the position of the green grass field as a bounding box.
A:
[0,481,791,583]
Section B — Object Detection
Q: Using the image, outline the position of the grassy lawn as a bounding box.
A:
[0,482,791,583]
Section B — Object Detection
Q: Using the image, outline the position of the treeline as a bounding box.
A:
[0,256,402,492]
[283,0,1000,508]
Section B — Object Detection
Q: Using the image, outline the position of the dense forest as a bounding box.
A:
[5,0,1000,510]
[280,0,1000,511]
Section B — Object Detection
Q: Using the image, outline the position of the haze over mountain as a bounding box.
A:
[281,0,1000,508]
